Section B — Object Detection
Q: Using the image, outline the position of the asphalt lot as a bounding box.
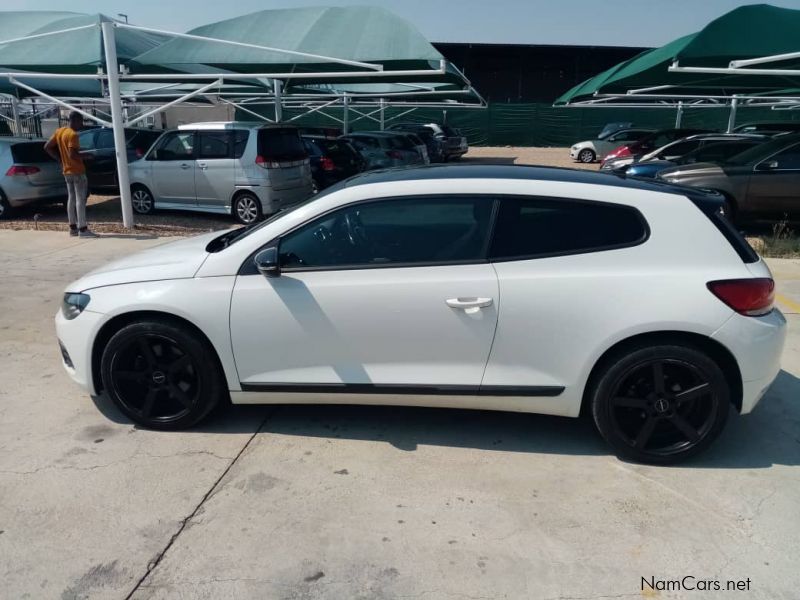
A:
[1,229,799,600]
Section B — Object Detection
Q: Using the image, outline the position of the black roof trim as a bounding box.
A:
[340,163,718,198]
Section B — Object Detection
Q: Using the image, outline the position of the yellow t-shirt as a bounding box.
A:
[51,127,85,175]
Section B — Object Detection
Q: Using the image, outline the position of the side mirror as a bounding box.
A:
[758,160,779,171]
[254,247,280,278]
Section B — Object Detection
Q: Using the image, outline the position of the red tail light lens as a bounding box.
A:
[605,146,631,161]
[320,157,336,171]
[707,278,775,316]
[255,155,280,168]
[386,150,402,159]
[6,165,40,176]
[135,148,144,158]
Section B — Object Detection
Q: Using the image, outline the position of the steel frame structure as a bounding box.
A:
[0,19,485,228]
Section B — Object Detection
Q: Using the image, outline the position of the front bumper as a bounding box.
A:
[712,308,787,413]
[55,308,105,396]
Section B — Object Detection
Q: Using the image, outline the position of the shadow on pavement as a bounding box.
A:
[91,369,800,468]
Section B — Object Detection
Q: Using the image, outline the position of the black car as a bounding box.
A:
[78,127,163,192]
[386,123,445,162]
[302,135,365,192]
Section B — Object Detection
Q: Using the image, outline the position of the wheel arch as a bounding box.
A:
[580,330,743,415]
[91,310,229,396]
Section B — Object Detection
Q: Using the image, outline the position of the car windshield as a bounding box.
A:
[205,201,311,252]
[724,137,798,166]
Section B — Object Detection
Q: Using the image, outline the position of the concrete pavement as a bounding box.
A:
[0,229,799,600]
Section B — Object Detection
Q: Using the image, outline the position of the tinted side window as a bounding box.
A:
[95,129,115,149]
[154,132,194,161]
[78,130,96,150]
[771,143,800,170]
[197,131,231,159]
[489,197,647,260]
[233,130,249,158]
[279,196,494,269]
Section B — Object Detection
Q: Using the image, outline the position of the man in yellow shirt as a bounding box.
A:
[45,112,97,238]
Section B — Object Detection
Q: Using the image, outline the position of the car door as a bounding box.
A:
[89,128,119,188]
[230,195,499,397]
[747,142,800,217]
[146,131,196,206]
[194,130,234,211]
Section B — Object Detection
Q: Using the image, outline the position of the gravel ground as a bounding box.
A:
[0,147,589,236]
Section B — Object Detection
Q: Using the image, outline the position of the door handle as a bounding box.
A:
[197,163,208,170]
[180,163,191,170]
[446,297,493,310]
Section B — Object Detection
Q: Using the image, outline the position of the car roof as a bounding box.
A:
[0,137,46,144]
[339,163,713,198]
[177,121,296,131]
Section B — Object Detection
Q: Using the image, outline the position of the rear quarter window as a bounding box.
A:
[257,128,306,161]
[489,196,649,260]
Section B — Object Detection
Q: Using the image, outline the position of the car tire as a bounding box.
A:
[0,191,12,220]
[233,192,263,225]
[131,184,155,215]
[590,343,730,465]
[578,148,596,163]
[100,319,223,430]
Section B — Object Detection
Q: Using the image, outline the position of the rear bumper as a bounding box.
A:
[255,182,313,214]
[712,308,787,413]
[2,180,66,206]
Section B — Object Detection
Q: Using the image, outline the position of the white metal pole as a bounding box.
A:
[675,101,683,128]
[727,95,739,133]
[379,98,385,130]
[342,94,350,134]
[10,96,21,136]
[101,21,134,229]
[273,79,283,122]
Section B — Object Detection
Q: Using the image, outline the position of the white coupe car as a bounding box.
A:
[570,128,654,163]
[56,165,786,464]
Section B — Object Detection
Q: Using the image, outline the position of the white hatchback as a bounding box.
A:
[55,165,786,464]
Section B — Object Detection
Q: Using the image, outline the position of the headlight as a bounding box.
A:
[62,293,90,320]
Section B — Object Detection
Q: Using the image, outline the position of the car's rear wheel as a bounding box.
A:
[131,185,154,215]
[0,191,12,220]
[233,192,263,225]
[100,319,223,430]
[578,148,596,163]
[590,344,729,464]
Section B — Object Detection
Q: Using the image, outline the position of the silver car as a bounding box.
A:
[0,137,65,219]
[128,122,313,224]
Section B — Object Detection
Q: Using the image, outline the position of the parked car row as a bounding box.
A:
[580,123,800,223]
[0,121,466,224]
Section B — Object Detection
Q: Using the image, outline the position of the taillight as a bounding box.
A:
[255,155,280,168]
[386,150,402,159]
[605,146,631,160]
[320,157,335,171]
[6,165,40,176]
[135,148,144,158]
[707,278,775,316]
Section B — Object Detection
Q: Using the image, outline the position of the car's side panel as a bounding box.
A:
[482,190,752,417]
[68,276,241,394]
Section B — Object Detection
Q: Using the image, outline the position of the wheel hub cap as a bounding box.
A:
[151,370,166,385]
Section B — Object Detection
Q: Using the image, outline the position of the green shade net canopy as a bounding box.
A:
[131,6,466,85]
[555,3,800,105]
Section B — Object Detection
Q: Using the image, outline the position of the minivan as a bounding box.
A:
[128,122,313,224]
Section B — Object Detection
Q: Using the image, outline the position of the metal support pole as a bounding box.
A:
[379,98,386,130]
[273,79,283,122]
[101,21,134,229]
[10,96,21,136]
[727,96,739,133]
[342,94,350,134]
[674,101,683,128]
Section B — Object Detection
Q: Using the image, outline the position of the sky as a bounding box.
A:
[4,0,800,47]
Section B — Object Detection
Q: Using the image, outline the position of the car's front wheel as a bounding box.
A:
[590,343,730,464]
[577,148,596,163]
[100,319,223,430]
[131,185,155,215]
[0,191,12,220]
[233,192,263,224]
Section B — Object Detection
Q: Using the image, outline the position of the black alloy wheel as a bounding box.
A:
[591,344,729,464]
[101,320,222,429]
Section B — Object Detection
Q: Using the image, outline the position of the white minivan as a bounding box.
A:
[128,122,313,224]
